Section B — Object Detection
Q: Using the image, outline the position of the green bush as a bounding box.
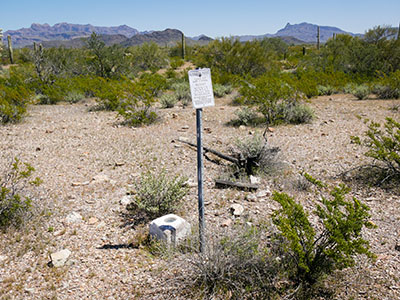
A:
[64,90,85,103]
[186,226,279,299]
[373,71,400,99]
[317,85,336,96]
[277,101,314,124]
[351,117,400,180]
[240,74,304,125]
[272,175,375,285]
[171,81,191,107]
[126,170,188,224]
[0,67,33,124]
[352,84,370,100]
[1,158,41,230]
[232,107,259,126]
[213,83,233,98]
[159,93,178,108]
[231,133,280,176]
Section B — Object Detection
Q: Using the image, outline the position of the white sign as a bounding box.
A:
[188,68,215,109]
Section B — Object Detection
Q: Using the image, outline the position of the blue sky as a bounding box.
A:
[2,0,399,37]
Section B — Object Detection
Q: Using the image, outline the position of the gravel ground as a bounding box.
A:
[0,94,399,299]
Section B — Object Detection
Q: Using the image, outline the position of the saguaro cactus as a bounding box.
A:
[7,35,14,64]
[317,26,320,50]
[181,32,185,60]
[398,23,400,41]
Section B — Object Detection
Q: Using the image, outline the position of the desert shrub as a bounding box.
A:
[352,84,370,100]
[1,158,41,230]
[213,83,233,98]
[232,107,259,126]
[230,133,280,176]
[64,90,85,103]
[93,78,124,110]
[317,85,336,96]
[0,67,33,124]
[373,71,400,99]
[351,117,400,180]
[129,42,168,73]
[118,74,166,126]
[240,74,311,125]
[126,170,188,224]
[343,83,357,94]
[193,37,277,79]
[169,57,184,69]
[276,101,314,124]
[159,93,178,108]
[272,175,375,286]
[185,226,280,299]
[171,81,191,107]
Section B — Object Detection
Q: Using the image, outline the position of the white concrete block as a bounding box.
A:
[149,214,191,245]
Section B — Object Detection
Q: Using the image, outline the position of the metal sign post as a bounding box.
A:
[188,68,214,253]
[196,108,205,252]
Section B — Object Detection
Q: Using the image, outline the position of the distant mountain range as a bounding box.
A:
[237,22,361,43]
[2,22,362,48]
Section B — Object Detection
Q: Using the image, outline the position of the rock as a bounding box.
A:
[0,255,7,263]
[87,217,98,225]
[256,189,271,198]
[24,288,35,294]
[65,212,82,224]
[181,125,189,130]
[249,175,260,185]
[149,214,191,245]
[91,174,110,184]
[172,113,178,119]
[268,127,275,132]
[230,204,244,216]
[115,162,125,166]
[239,125,246,131]
[71,181,90,187]
[50,249,71,267]
[204,127,212,133]
[246,194,257,202]
[395,243,400,252]
[183,179,197,188]
[120,195,133,206]
[221,219,233,227]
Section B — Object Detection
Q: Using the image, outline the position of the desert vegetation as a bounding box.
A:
[0,24,400,299]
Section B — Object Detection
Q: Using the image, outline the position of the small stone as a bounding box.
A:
[174,144,182,148]
[221,219,232,227]
[249,175,260,185]
[91,174,110,184]
[239,125,246,131]
[204,127,212,133]
[53,228,65,237]
[395,243,400,252]
[256,189,271,198]
[230,204,244,216]
[246,194,257,202]
[268,127,275,132]
[115,162,125,166]
[65,212,82,224]
[0,255,7,263]
[50,249,71,267]
[71,181,90,187]
[88,217,98,225]
[181,125,189,130]
[172,113,178,118]
[120,195,133,206]
[24,288,35,294]
[183,179,197,188]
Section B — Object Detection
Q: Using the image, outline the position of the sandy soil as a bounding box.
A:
[0,94,399,299]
